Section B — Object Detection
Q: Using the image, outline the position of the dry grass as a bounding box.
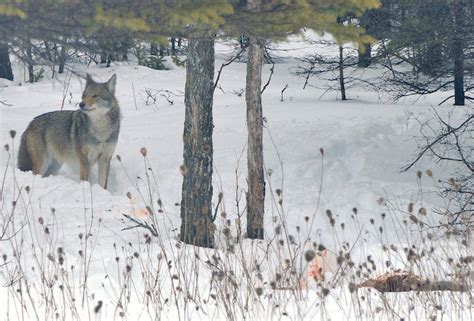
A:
[0,140,472,321]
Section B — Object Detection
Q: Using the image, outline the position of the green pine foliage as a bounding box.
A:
[1,0,380,47]
[139,54,168,70]
[0,3,26,18]
[222,0,380,44]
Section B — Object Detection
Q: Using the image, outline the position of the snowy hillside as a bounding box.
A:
[0,46,472,321]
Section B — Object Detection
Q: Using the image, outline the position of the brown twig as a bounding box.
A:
[213,46,246,94]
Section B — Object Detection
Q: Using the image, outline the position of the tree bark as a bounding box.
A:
[358,43,371,68]
[338,44,347,100]
[452,0,464,106]
[106,53,112,68]
[58,45,67,74]
[171,38,176,55]
[26,40,34,83]
[150,43,158,56]
[0,44,13,81]
[246,0,265,240]
[180,36,215,248]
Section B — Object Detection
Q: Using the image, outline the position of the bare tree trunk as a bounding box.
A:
[121,42,128,61]
[358,10,372,68]
[150,43,158,56]
[26,40,34,83]
[358,43,371,67]
[338,44,347,100]
[180,36,215,248]
[0,43,13,81]
[106,53,112,67]
[171,38,177,55]
[452,0,464,106]
[58,45,67,74]
[246,0,265,240]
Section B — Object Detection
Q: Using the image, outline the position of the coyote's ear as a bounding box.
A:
[86,73,94,85]
[106,74,117,94]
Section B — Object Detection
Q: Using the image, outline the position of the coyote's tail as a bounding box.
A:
[17,131,32,171]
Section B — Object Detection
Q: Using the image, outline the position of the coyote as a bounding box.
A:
[18,74,121,189]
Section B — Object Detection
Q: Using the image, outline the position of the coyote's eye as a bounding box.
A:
[92,95,99,99]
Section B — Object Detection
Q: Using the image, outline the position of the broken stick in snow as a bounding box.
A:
[357,270,468,293]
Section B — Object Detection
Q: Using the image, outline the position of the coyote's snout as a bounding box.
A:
[18,74,121,189]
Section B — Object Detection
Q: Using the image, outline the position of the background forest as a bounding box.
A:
[0,1,472,320]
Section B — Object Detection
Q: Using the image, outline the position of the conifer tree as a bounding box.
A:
[367,0,472,105]
[245,0,265,240]
[180,35,216,248]
[0,43,13,81]
[0,0,380,247]
[231,0,378,240]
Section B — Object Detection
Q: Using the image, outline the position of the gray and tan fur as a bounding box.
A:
[18,74,121,189]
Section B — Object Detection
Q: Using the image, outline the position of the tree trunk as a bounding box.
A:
[180,36,215,248]
[121,42,128,61]
[246,0,265,240]
[26,41,34,83]
[452,0,464,106]
[338,44,347,100]
[171,38,176,55]
[150,43,158,56]
[58,45,67,74]
[0,44,13,81]
[358,43,372,67]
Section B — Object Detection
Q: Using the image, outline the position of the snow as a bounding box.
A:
[0,45,472,321]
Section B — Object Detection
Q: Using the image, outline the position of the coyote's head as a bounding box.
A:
[79,74,117,112]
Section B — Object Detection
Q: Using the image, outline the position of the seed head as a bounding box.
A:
[94,301,103,314]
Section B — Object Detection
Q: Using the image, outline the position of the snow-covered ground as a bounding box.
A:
[0,43,472,321]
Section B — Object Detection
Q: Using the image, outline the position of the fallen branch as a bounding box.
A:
[122,213,159,237]
[357,270,468,293]
[280,84,288,102]
[0,99,12,107]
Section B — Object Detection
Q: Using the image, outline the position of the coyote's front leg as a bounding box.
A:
[78,146,91,183]
[98,151,113,189]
